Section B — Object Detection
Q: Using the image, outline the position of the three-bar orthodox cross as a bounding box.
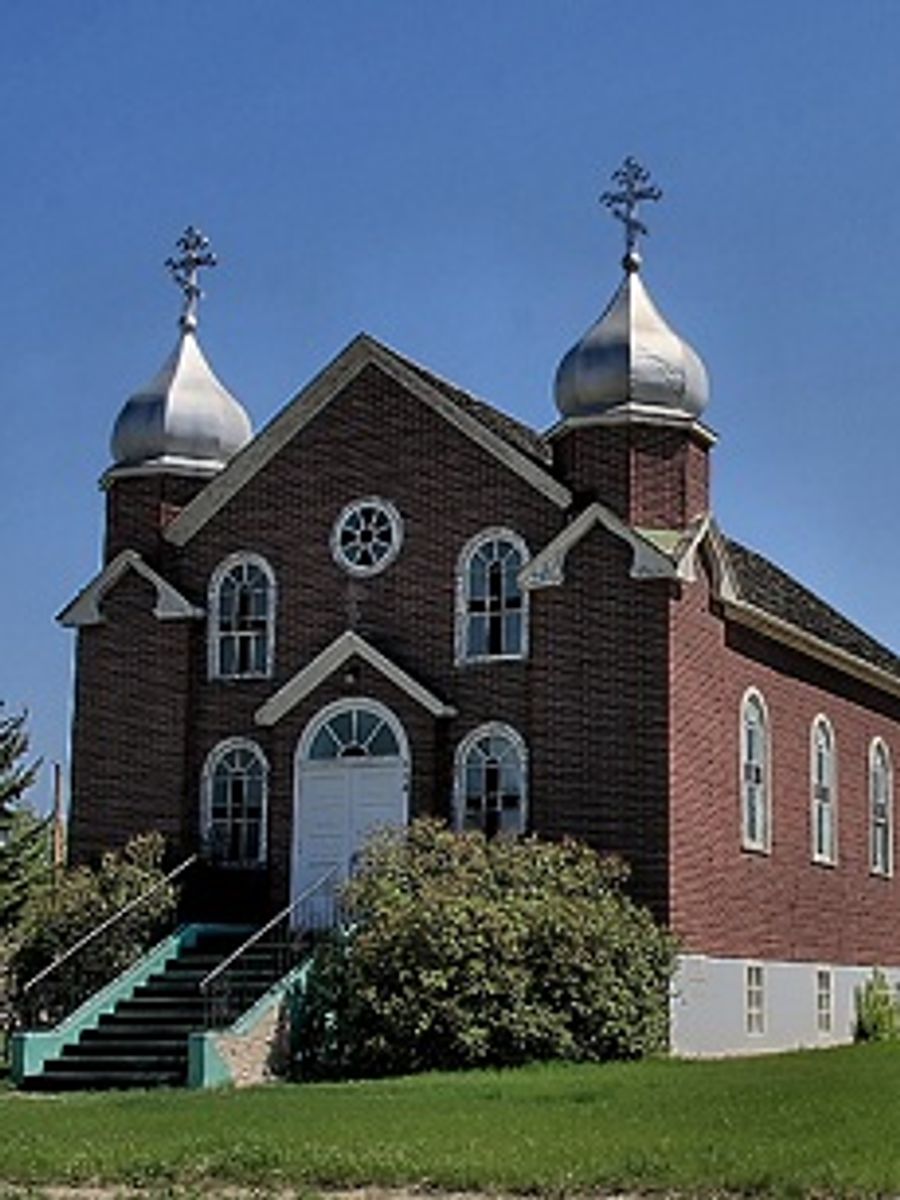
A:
[166,226,217,330]
[601,157,662,268]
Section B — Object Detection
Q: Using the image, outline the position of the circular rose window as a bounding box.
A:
[331,497,403,576]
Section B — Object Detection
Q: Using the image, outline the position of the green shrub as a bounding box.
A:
[855,968,900,1042]
[295,819,677,1079]
[10,832,176,1027]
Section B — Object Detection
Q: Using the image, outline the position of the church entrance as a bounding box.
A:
[293,699,409,917]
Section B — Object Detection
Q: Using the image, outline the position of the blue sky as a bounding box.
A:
[4,0,900,812]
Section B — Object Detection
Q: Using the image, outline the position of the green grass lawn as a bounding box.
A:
[1,1044,898,1196]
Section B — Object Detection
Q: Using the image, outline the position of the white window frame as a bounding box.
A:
[208,552,276,680]
[200,737,269,867]
[330,497,403,577]
[816,967,833,1034]
[870,738,893,877]
[453,722,528,837]
[810,715,837,865]
[746,963,765,1035]
[455,528,530,665]
[740,688,771,853]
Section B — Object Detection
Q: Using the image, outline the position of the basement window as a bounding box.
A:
[816,969,833,1034]
[746,964,764,1035]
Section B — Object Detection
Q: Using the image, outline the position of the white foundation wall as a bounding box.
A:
[671,954,900,1056]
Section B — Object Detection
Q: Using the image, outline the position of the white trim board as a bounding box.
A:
[166,334,571,547]
[519,502,705,590]
[57,549,204,627]
[255,630,457,726]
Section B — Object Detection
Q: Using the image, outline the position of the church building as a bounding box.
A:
[60,163,900,1056]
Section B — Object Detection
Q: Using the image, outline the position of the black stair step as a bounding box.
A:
[97,1016,200,1034]
[50,1052,185,1071]
[23,1069,183,1090]
[138,969,277,993]
[87,1022,198,1039]
[116,994,206,1008]
[108,1012,203,1026]
[165,955,234,972]
[69,1037,186,1056]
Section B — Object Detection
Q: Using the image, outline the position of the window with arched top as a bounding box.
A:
[740,689,770,852]
[456,530,529,663]
[208,554,276,679]
[811,716,837,864]
[454,723,527,837]
[871,739,893,877]
[201,739,268,867]
[306,705,403,760]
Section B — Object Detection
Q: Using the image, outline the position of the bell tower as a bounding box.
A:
[551,159,713,531]
[102,228,253,565]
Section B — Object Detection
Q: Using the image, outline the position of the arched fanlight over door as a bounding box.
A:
[306,705,401,761]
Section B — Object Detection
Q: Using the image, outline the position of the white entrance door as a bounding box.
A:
[293,700,409,919]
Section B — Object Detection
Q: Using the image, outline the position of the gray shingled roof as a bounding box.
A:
[386,346,553,466]
[726,539,900,680]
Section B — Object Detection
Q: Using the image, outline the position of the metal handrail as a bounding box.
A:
[20,852,198,999]
[200,864,339,996]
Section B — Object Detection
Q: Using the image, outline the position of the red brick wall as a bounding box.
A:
[552,422,709,529]
[528,525,672,918]
[68,572,192,864]
[670,551,900,964]
[553,425,630,516]
[105,474,209,565]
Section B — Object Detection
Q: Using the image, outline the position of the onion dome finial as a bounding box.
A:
[554,160,709,422]
[108,228,252,475]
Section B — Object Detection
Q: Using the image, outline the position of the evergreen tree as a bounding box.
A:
[0,705,46,933]
[0,705,39,816]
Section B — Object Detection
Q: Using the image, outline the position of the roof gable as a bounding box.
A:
[520,502,704,590]
[254,630,457,726]
[165,334,570,547]
[57,550,204,628]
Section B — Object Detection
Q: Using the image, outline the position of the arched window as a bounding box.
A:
[456,530,529,662]
[740,689,770,852]
[871,739,893,877]
[454,723,527,837]
[811,717,837,864]
[208,554,275,679]
[201,739,268,866]
[305,704,402,760]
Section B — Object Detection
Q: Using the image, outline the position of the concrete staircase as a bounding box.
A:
[19,928,287,1090]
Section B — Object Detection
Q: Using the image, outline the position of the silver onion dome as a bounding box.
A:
[555,158,709,422]
[110,327,252,471]
[109,227,252,473]
[554,256,709,420]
